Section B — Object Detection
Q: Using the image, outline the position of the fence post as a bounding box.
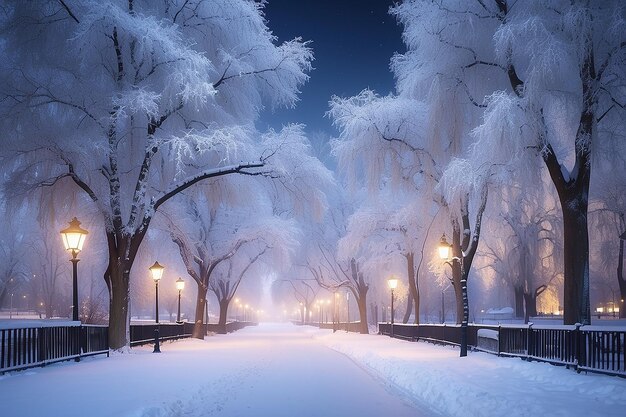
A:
[497,325,502,356]
[526,323,533,361]
[36,328,44,365]
[574,323,582,373]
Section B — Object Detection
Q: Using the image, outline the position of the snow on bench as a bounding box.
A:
[477,328,499,352]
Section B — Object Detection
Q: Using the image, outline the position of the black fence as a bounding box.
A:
[379,323,626,378]
[129,321,257,346]
[1,320,258,373]
[129,322,194,346]
[1,324,109,373]
[318,322,365,333]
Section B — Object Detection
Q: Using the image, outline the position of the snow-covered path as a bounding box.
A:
[0,323,432,417]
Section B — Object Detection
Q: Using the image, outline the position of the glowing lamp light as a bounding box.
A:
[60,217,89,253]
[387,276,398,290]
[149,261,165,282]
[438,234,452,260]
[175,277,185,291]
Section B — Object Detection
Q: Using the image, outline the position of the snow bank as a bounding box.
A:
[0,319,79,330]
[318,330,626,417]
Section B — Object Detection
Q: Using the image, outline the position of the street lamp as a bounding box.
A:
[176,277,185,324]
[438,233,469,357]
[60,217,89,322]
[387,277,398,338]
[149,261,164,353]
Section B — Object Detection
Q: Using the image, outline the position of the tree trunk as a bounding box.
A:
[523,292,538,324]
[107,266,131,350]
[405,252,419,324]
[356,285,369,334]
[561,201,590,325]
[538,33,593,325]
[402,291,413,324]
[217,299,229,334]
[514,284,524,318]
[452,224,463,325]
[192,284,207,339]
[104,228,147,350]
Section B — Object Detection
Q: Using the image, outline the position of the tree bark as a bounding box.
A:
[107,268,131,349]
[560,202,591,324]
[192,284,207,339]
[349,259,369,333]
[500,6,595,325]
[356,283,369,334]
[402,291,413,324]
[523,292,538,324]
[514,284,524,318]
[405,252,420,324]
[217,298,229,334]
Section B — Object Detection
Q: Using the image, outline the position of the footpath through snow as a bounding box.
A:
[0,323,624,417]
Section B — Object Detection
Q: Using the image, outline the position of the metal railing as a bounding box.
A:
[318,322,365,333]
[1,324,109,373]
[379,322,626,378]
[129,322,194,346]
[129,321,258,346]
[1,320,258,372]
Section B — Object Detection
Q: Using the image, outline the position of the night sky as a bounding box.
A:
[260,0,405,137]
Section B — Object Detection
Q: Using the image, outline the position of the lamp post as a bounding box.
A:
[176,277,185,324]
[439,233,468,357]
[149,261,164,353]
[387,277,398,338]
[60,217,89,322]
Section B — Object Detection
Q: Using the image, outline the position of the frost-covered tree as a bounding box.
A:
[480,179,563,322]
[391,0,626,324]
[329,86,489,327]
[589,151,626,317]
[338,190,435,325]
[0,1,312,348]
[166,189,297,336]
[0,214,29,309]
[297,188,374,334]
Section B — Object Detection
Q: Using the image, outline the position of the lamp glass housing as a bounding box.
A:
[387,277,398,290]
[176,277,185,291]
[438,234,453,260]
[149,261,165,282]
[60,217,89,253]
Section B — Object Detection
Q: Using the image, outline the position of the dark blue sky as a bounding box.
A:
[259,0,405,137]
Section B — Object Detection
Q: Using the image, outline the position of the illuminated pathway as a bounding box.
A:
[186,323,435,417]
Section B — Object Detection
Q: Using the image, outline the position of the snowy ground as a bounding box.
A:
[1,323,625,417]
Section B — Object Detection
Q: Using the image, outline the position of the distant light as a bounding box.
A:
[175,277,185,291]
